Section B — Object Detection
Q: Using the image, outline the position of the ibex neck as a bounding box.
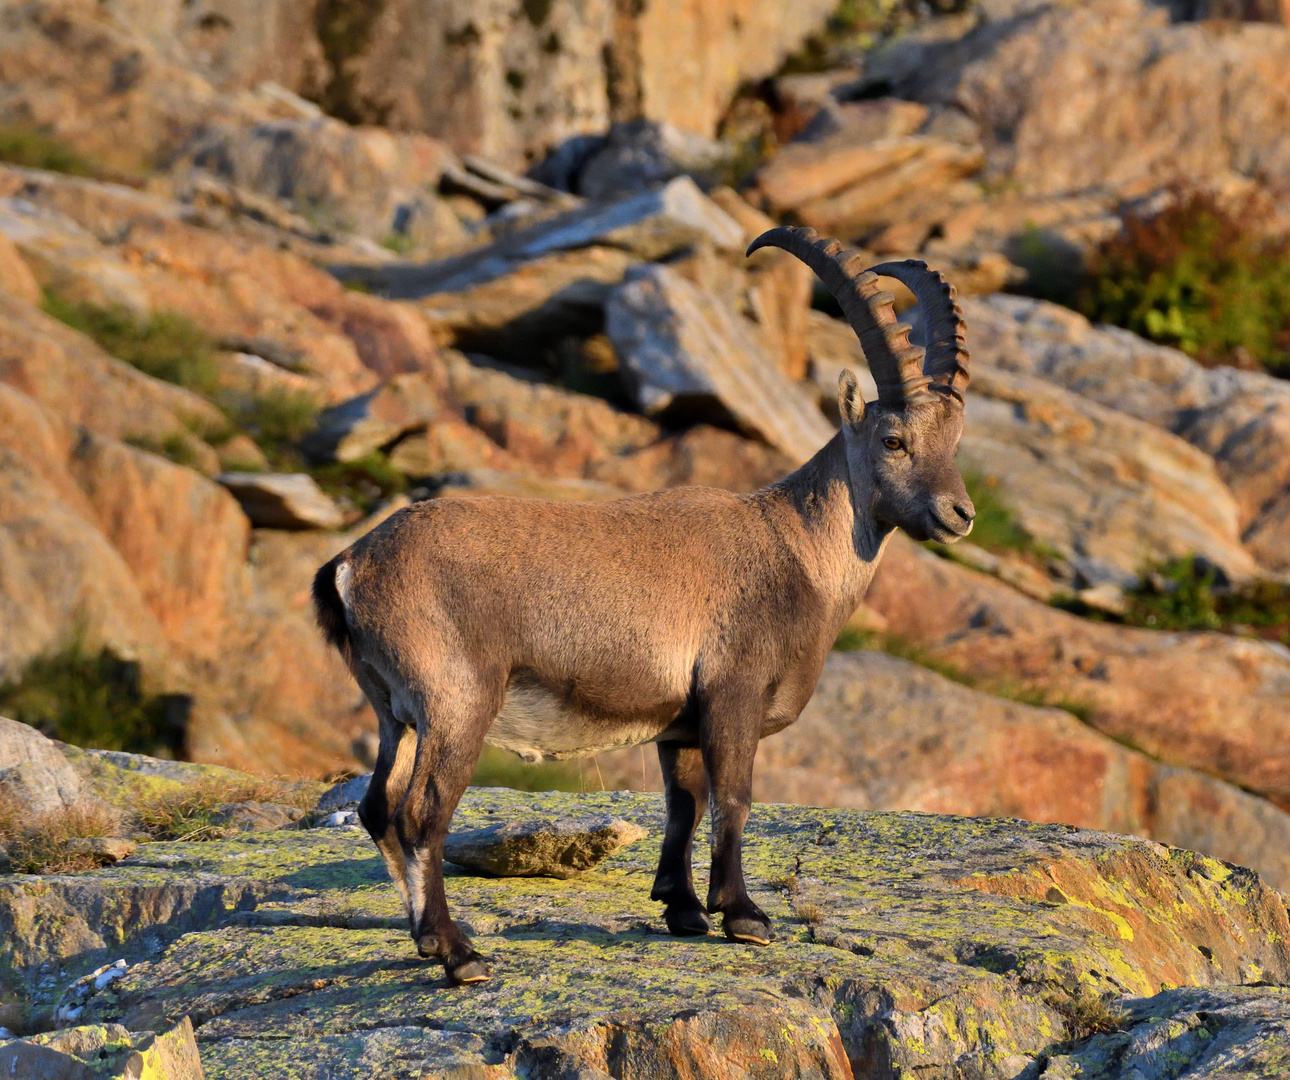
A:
[755,430,891,613]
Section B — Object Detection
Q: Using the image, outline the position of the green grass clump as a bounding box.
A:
[123,432,208,470]
[1044,988,1130,1043]
[311,452,407,514]
[42,295,220,396]
[0,638,188,758]
[1079,190,1290,376]
[960,472,1041,554]
[469,746,584,793]
[0,125,99,177]
[1072,556,1290,641]
[224,386,320,469]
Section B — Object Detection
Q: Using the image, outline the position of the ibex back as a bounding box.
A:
[312,228,975,984]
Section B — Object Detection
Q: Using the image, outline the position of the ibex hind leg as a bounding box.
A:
[395,681,497,986]
[353,667,417,917]
[651,742,714,936]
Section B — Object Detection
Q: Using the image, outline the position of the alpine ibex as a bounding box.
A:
[312,227,974,985]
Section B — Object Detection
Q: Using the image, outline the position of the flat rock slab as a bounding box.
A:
[217,473,344,530]
[3,790,1289,1079]
[444,815,648,879]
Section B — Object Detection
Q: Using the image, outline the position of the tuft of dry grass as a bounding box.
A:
[792,901,827,925]
[132,775,314,842]
[0,791,123,875]
[0,772,319,872]
[1044,989,1131,1042]
[768,872,800,894]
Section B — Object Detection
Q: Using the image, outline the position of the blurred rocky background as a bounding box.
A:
[4,0,1290,898]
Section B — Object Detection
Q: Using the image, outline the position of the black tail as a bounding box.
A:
[312,556,353,665]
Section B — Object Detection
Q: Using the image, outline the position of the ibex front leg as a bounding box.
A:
[701,684,773,945]
[651,742,713,936]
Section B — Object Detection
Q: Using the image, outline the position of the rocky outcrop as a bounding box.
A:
[100,0,838,168]
[3,789,1289,1077]
[868,0,1290,203]
[0,166,410,405]
[606,263,834,462]
[0,1016,204,1080]
[866,535,1290,814]
[961,366,1257,586]
[966,293,1290,572]
[756,650,1290,892]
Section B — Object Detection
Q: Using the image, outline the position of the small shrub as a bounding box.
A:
[1103,556,1290,642]
[779,0,908,73]
[380,232,415,255]
[0,638,189,758]
[41,296,220,396]
[0,125,98,177]
[1078,189,1290,376]
[832,626,874,652]
[469,746,584,793]
[123,432,206,470]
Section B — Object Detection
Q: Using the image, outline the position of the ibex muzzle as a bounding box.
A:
[313,227,973,985]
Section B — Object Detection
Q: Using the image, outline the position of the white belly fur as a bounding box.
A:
[485,681,672,762]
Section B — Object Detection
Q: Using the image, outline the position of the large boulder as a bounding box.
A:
[0,716,84,815]
[217,473,345,530]
[754,96,985,242]
[5,790,1290,1076]
[606,263,835,463]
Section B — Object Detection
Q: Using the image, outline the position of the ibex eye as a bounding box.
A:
[883,437,903,451]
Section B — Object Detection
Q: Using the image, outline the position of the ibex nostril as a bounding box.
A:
[954,503,974,523]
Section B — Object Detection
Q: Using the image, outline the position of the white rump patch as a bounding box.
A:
[334,561,353,606]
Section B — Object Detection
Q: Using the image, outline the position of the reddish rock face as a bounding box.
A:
[866,536,1290,814]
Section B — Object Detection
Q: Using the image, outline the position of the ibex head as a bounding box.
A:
[749,228,974,544]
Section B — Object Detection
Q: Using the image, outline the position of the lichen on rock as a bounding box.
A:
[3,789,1288,1077]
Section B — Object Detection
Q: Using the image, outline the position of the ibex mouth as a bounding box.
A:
[926,510,974,543]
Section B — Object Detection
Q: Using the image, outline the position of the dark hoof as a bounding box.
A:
[416,933,439,959]
[664,901,715,937]
[724,915,774,946]
[447,953,491,986]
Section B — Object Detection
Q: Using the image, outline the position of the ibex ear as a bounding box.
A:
[838,369,866,433]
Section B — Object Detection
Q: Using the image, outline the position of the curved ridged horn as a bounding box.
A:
[868,259,970,401]
[747,226,930,407]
